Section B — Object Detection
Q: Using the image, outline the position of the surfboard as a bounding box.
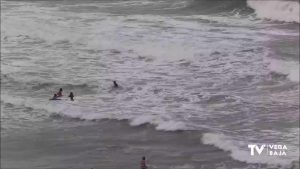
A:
[49,98,61,101]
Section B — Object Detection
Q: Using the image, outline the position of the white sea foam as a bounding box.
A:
[129,115,156,126]
[129,115,187,131]
[155,120,186,131]
[170,164,195,169]
[266,58,299,82]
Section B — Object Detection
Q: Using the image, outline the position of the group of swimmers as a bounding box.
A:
[50,88,74,101]
[50,82,148,169]
[50,81,119,101]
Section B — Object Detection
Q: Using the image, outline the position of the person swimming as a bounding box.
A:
[113,81,118,88]
[57,88,63,97]
[68,92,74,101]
[140,156,147,169]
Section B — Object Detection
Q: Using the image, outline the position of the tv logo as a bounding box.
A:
[248,144,265,156]
[248,144,287,156]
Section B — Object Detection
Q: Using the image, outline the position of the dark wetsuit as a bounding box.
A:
[113,81,118,88]
[68,92,74,101]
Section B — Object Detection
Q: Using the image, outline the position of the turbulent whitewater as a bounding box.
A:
[1,0,299,168]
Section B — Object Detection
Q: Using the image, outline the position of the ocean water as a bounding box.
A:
[1,0,299,168]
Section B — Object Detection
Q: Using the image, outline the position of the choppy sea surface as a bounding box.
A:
[1,0,299,168]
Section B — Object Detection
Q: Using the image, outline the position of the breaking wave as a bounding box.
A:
[247,0,300,23]
[1,94,188,132]
[266,58,299,82]
[2,0,299,23]
[185,0,300,23]
[182,0,299,23]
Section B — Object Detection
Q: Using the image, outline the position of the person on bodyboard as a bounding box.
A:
[50,94,60,100]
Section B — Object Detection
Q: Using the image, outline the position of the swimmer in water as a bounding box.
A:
[140,156,147,169]
[57,88,63,97]
[113,81,118,88]
[68,92,74,101]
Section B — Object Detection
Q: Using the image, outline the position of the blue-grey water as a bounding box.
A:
[1,0,299,168]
